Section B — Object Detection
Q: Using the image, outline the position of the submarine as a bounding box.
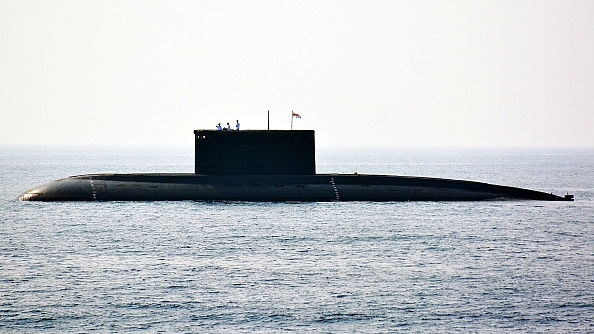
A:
[20,129,573,202]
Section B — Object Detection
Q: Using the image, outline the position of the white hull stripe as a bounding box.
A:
[89,177,97,201]
[330,177,340,201]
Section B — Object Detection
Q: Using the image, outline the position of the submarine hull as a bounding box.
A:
[19,173,572,202]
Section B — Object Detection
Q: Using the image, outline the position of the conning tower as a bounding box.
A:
[193,130,315,175]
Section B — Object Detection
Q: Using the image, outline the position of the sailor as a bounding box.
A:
[226,122,231,131]
[216,123,222,131]
[235,120,240,131]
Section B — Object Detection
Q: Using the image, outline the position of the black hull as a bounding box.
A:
[19,173,572,202]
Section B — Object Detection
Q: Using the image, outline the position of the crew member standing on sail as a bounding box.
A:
[236,120,240,131]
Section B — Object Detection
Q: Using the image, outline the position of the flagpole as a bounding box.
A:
[291,110,293,130]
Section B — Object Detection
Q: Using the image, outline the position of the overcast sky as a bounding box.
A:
[1,0,593,148]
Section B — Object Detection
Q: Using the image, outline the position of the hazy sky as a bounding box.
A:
[1,0,593,148]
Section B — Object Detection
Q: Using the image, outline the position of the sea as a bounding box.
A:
[1,146,593,333]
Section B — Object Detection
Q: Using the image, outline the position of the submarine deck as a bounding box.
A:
[19,173,573,202]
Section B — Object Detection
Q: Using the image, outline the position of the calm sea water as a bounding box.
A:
[1,146,593,333]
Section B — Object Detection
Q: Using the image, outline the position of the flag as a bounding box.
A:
[292,111,301,119]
